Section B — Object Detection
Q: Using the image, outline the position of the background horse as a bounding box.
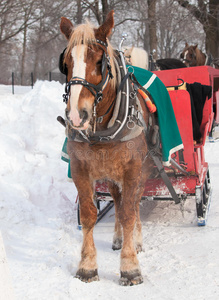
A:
[124,46,148,69]
[60,10,154,286]
[180,43,209,67]
[124,46,186,70]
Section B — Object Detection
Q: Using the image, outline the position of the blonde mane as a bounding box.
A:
[64,21,116,88]
[124,47,148,69]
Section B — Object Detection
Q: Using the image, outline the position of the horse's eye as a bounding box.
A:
[96,60,102,66]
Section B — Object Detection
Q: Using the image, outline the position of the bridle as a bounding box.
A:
[62,39,114,133]
[62,39,113,108]
[181,48,197,66]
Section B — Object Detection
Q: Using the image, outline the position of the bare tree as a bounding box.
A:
[19,0,37,85]
[156,0,205,58]
[2,0,218,85]
[25,0,72,81]
[147,0,157,58]
[0,0,39,45]
[176,0,219,57]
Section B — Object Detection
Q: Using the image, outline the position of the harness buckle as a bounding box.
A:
[95,92,103,104]
[97,116,103,123]
[62,93,68,104]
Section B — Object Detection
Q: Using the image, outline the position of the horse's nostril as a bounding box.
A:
[80,109,89,123]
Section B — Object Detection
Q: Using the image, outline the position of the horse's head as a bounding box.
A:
[180,43,198,67]
[60,11,116,131]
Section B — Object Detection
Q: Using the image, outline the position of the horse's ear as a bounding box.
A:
[60,17,74,40]
[185,42,189,47]
[194,44,198,50]
[96,10,115,38]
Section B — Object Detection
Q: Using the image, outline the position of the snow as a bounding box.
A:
[0,232,15,299]
[0,81,219,300]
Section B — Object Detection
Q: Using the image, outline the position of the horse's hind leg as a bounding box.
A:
[134,184,146,253]
[108,182,123,250]
[109,181,144,253]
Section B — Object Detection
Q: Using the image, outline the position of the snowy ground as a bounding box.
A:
[0,82,219,300]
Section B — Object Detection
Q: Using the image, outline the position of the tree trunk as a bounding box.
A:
[101,0,109,23]
[21,13,27,85]
[206,0,219,57]
[33,12,43,80]
[147,0,157,59]
[76,0,82,25]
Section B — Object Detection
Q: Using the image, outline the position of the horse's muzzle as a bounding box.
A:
[67,108,90,130]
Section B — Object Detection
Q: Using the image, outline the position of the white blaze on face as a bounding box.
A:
[69,45,86,127]
[184,50,188,61]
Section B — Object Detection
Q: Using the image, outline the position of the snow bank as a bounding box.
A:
[0,81,219,300]
[0,232,15,300]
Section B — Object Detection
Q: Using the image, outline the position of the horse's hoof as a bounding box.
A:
[75,268,99,283]
[136,244,144,254]
[119,270,143,286]
[112,238,122,250]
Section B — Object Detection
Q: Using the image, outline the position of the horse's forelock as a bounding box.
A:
[64,21,116,88]
[65,22,95,59]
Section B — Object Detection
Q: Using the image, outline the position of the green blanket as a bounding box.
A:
[130,66,183,165]
[61,67,183,175]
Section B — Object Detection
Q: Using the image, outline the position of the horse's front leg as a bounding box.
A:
[119,174,143,286]
[73,175,99,282]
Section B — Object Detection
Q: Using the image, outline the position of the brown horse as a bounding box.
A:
[60,11,155,286]
[180,43,207,67]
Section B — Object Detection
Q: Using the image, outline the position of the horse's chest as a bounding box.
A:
[68,141,143,181]
[84,149,128,180]
[90,158,123,180]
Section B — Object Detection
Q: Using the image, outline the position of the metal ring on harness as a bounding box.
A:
[130,91,136,99]
[127,65,134,75]
[127,117,136,130]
